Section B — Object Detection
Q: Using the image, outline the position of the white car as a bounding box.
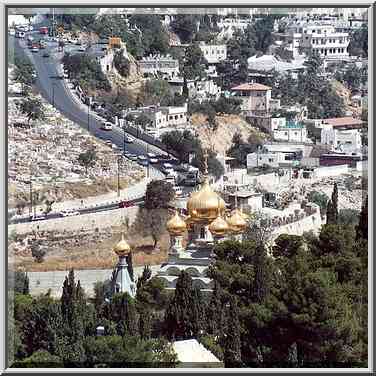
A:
[102,122,113,131]
[60,209,80,217]
[147,152,157,159]
[138,155,147,161]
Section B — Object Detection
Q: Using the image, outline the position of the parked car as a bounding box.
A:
[138,155,147,161]
[128,154,138,161]
[42,52,50,58]
[149,157,159,164]
[102,122,113,131]
[31,47,39,53]
[60,209,80,217]
[139,159,149,167]
[124,136,133,143]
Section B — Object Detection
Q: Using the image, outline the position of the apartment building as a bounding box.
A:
[138,54,180,79]
[286,22,350,59]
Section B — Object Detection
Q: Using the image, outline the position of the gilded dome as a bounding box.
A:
[227,208,248,234]
[166,211,187,236]
[209,215,230,237]
[113,234,131,256]
[187,179,225,222]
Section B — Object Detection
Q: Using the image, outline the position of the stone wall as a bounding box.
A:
[270,211,323,243]
[9,207,139,235]
[24,265,162,298]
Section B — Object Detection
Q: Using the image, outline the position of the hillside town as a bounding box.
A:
[7,7,369,370]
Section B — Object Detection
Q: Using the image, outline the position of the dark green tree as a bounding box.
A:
[356,195,368,241]
[183,43,208,80]
[77,149,97,174]
[331,183,339,224]
[164,271,203,340]
[223,297,242,367]
[326,200,336,225]
[19,97,45,126]
[144,180,175,210]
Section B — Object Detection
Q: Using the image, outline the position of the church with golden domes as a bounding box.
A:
[157,153,249,293]
[108,152,249,296]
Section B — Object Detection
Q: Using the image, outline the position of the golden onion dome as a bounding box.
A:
[209,215,230,237]
[166,211,187,236]
[227,209,248,234]
[113,234,131,256]
[187,179,225,221]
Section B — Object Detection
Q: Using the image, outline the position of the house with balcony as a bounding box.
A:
[230,82,272,116]
[320,124,362,154]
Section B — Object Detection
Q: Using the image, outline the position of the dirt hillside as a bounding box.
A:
[190,113,269,156]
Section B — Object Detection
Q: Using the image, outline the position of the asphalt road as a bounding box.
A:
[11,33,167,167]
[10,197,144,225]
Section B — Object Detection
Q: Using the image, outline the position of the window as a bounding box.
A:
[294,132,298,136]
[269,158,274,163]
[175,115,178,120]
[285,132,288,136]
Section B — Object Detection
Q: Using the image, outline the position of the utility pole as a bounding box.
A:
[29,179,33,217]
[146,144,150,178]
[87,97,90,132]
[117,156,121,197]
[123,124,126,154]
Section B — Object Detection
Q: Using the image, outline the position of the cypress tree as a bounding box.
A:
[182,75,189,98]
[111,293,139,337]
[164,271,200,340]
[253,245,269,303]
[139,308,152,339]
[23,273,30,295]
[326,199,336,225]
[223,297,242,367]
[356,195,368,240]
[331,183,339,223]
[127,253,134,282]
[206,282,223,336]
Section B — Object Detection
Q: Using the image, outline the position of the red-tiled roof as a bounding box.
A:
[231,83,272,91]
[323,117,364,127]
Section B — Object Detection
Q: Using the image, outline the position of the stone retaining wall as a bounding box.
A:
[9,206,139,235]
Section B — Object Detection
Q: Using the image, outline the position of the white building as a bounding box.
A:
[168,78,221,101]
[126,103,188,131]
[286,21,350,59]
[320,124,362,154]
[199,42,227,64]
[273,121,308,143]
[247,144,305,169]
[138,54,180,79]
